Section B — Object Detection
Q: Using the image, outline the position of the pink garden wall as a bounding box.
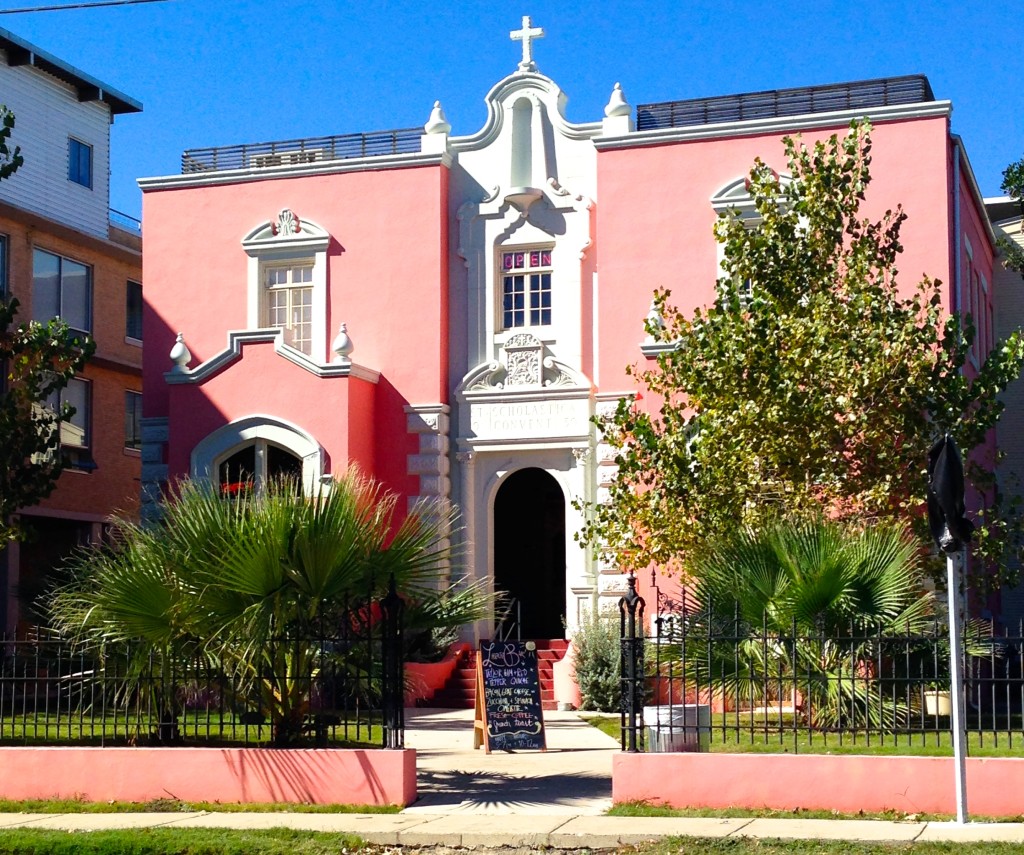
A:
[614,752,1024,818]
[0,747,416,807]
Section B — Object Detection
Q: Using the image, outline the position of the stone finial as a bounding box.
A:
[169,332,191,372]
[605,82,632,118]
[424,101,451,135]
[332,322,354,363]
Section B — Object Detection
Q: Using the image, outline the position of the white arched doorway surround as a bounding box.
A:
[462,447,594,642]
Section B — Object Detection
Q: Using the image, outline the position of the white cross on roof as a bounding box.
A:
[510,15,544,73]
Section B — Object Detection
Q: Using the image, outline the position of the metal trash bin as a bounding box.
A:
[642,704,710,752]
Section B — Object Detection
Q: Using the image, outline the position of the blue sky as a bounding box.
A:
[3,0,1022,220]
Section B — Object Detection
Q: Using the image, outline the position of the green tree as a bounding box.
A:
[997,155,1024,273]
[48,474,490,745]
[1,106,95,542]
[582,121,1024,584]
[687,516,931,729]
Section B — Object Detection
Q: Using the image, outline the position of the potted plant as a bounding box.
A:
[923,682,952,716]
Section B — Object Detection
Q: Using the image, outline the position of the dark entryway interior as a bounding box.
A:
[493,467,566,639]
[15,516,93,629]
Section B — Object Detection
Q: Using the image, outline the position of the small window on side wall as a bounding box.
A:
[124,390,142,450]
[0,234,7,297]
[126,281,143,341]
[68,138,92,189]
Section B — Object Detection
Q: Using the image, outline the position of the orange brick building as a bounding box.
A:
[0,28,142,633]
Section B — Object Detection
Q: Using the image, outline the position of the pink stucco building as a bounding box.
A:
[139,20,996,640]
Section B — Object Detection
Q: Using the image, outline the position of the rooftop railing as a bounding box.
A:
[108,208,141,232]
[181,128,423,174]
[637,75,936,132]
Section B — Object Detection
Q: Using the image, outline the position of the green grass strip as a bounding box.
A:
[0,828,369,855]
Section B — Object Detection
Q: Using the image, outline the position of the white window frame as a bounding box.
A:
[242,211,330,362]
[263,262,314,355]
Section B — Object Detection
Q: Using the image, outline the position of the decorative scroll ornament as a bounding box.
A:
[463,336,582,391]
[504,333,543,386]
[271,208,300,236]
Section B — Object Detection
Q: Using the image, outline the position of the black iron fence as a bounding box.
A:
[619,580,1024,754]
[1,589,405,749]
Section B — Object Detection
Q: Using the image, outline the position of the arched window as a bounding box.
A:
[217,441,303,495]
[192,415,323,496]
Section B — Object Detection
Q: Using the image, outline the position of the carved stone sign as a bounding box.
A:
[469,397,589,440]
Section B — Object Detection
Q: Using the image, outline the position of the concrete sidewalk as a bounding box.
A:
[2,811,1024,847]
[1,708,1022,848]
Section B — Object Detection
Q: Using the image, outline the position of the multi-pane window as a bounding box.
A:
[68,138,92,189]
[265,264,313,354]
[33,248,91,333]
[126,281,143,340]
[124,390,142,450]
[46,377,91,468]
[501,248,552,329]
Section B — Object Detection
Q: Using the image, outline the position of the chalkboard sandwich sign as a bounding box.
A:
[473,639,546,752]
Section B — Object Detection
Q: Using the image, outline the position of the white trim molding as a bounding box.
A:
[137,151,452,191]
[164,329,380,384]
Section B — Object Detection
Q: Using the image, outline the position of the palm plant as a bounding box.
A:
[685,516,932,730]
[48,472,487,745]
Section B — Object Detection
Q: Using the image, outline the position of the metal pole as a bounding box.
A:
[946,549,968,824]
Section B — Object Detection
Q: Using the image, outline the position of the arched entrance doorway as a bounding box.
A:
[493,467,566,639]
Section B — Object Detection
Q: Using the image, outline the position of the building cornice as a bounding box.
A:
[593,101,952,151]
[139,151,452,192]
[164,329,380,385]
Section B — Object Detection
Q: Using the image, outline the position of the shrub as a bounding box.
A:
[573,607,621,712]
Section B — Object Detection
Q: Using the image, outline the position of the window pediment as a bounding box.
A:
[242,209,330,256]
[242,209,331,363]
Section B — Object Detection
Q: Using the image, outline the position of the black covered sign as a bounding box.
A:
[474,640,546,752]
[927,433,975,554]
